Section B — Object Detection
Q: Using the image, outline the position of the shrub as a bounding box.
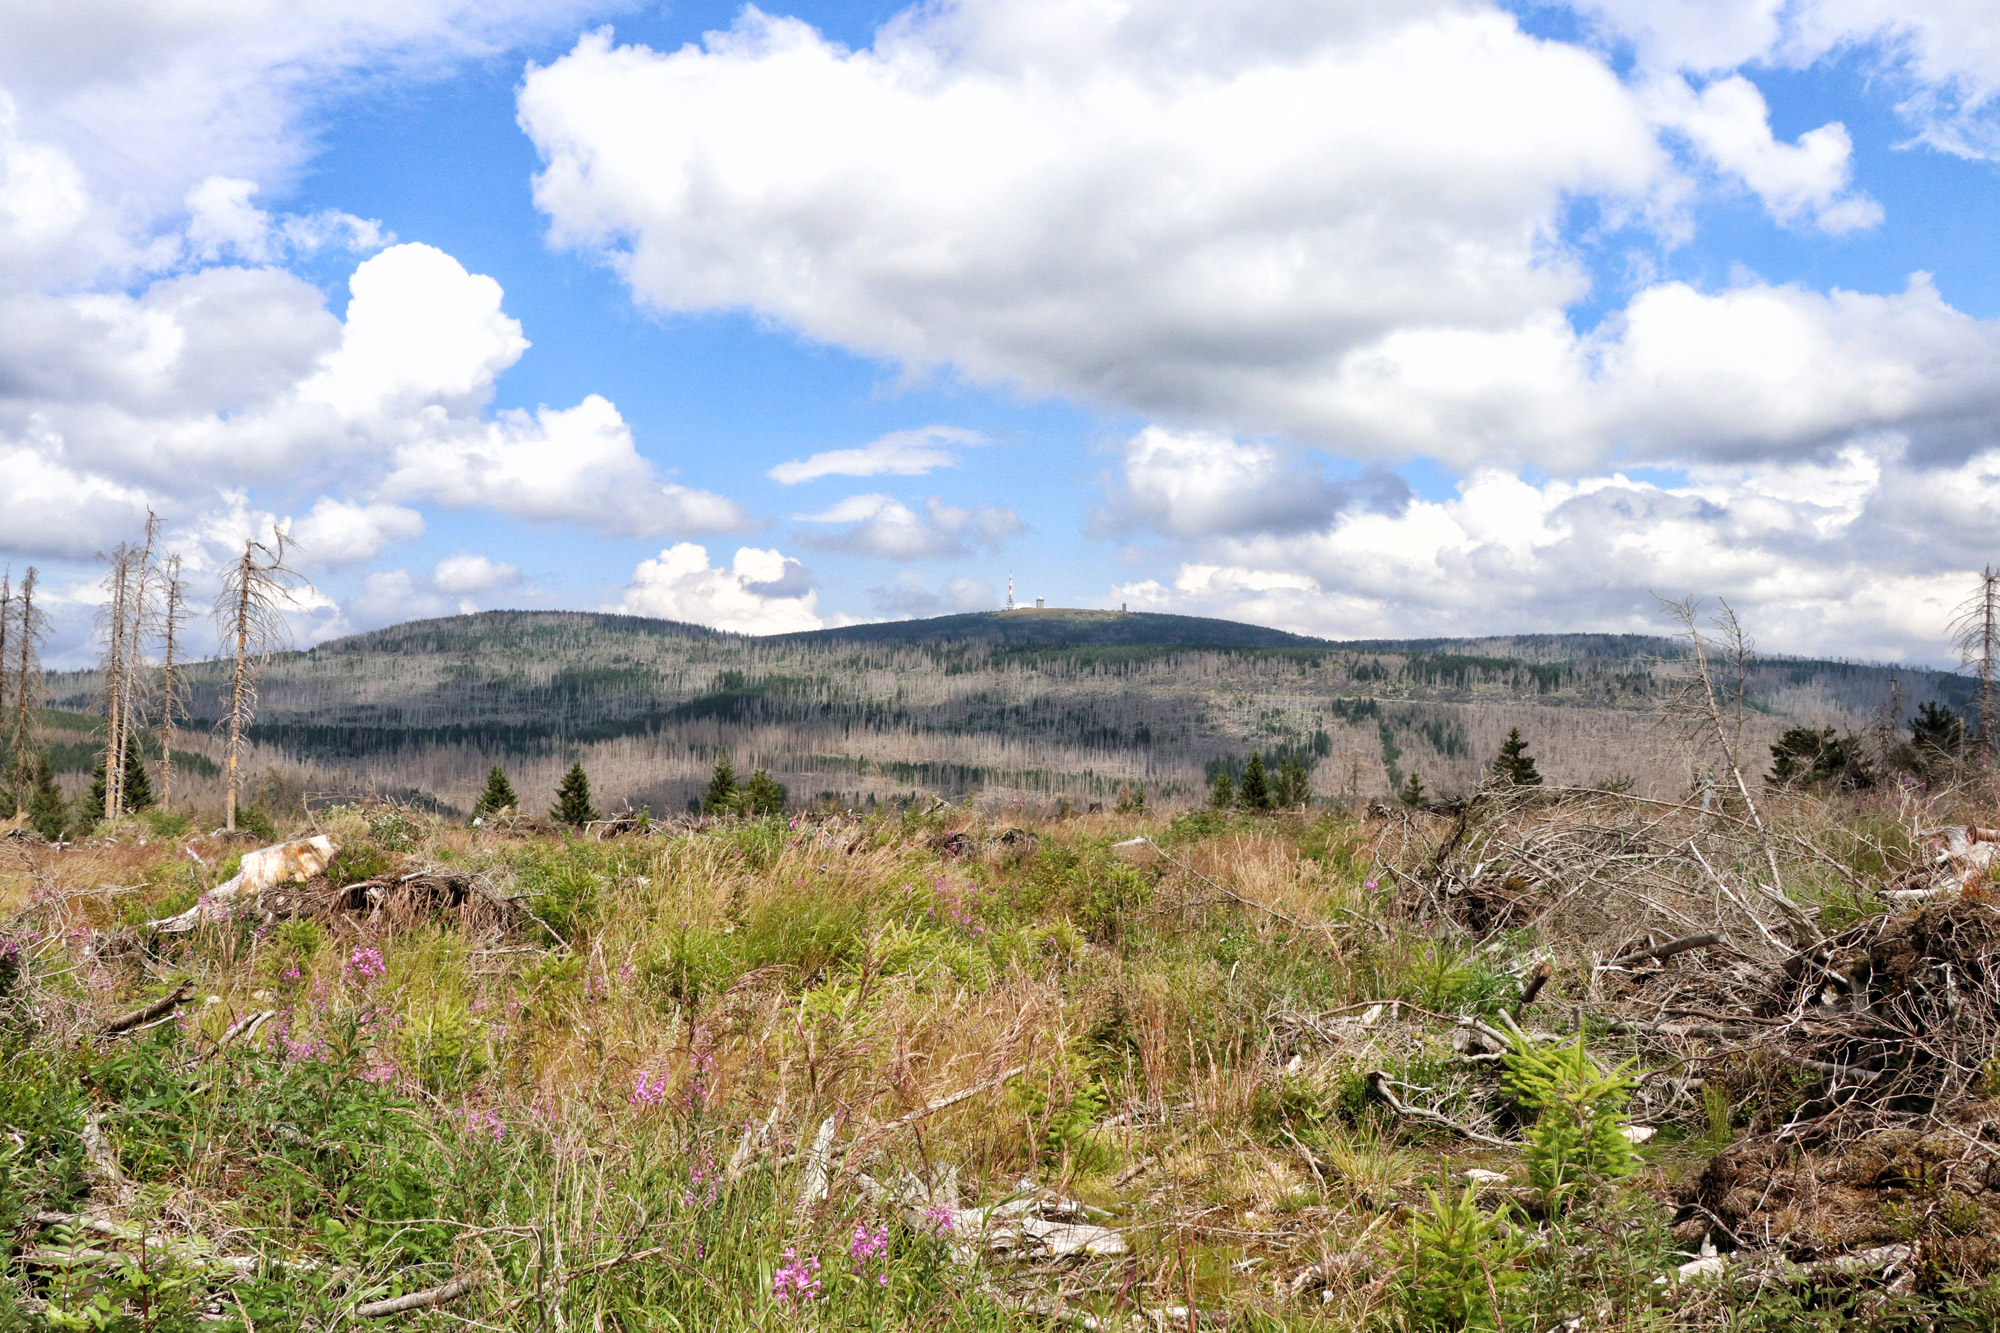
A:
[1503,1032,1638,1206]
[1397,1184,1527,1331]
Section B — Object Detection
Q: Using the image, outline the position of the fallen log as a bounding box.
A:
[1365,1071,1518,1149]
[356,1275,480,1319]
[99,981,193,1036]
[1601,933,1723,970]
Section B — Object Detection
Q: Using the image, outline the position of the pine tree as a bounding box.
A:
[551,762,599,827]
[123,742,152,811]
[1237,750,1272,811]
[1911,703,1965,762]
[472,764,518,819]
[703,759,740,815]
[25,752,66,841]
[741,769,786,816]
[84,745,154,825]
[1209,770,1235,809]
[1399,771,1426,808]
[1490,728,1543,786]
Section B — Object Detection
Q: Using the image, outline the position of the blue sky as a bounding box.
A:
[4,0,2000,665]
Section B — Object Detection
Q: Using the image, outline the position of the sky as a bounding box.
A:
[4,0,2000,666]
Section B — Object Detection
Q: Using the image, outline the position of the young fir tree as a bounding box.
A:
[472,764,518,819]
[1237,750,1272,811]
[1398,771,1426,808]
[702,759,740,815]
[85,746,154,824]
[1273,757,1311,808]
[1490,728,1543,786]
[741,769,786,816]
[1209,770,1235,809]
[25,752,66,841]
[551,762,599,827]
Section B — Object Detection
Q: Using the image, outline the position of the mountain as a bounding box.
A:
[40,608,1966,819]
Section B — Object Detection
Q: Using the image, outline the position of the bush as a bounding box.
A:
[1503,1032,1638,1206]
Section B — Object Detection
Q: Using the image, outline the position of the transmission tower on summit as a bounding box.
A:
[1006,570,1014,610]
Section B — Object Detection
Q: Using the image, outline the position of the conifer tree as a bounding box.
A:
[1490,728,1543,786]
[551,762,599,827]
[1399,771,1426,807]
[703,758,740,815]
[741,768,786,816]
[472,764,518,818]
[24,752,66,841]
[1209,770,1235,809]
[1273,756,1311,808]
[87,745,154,824]
[1237,750,1272,811]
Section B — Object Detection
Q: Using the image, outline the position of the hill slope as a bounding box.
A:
[42,608,1966,818]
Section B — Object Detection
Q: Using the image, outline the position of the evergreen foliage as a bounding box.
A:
[1398,771,1426,807]
[1767,726,1872,790]
[551,762,599,827]
[1271,756,1311,808]
[1236,750,1271,811]
[1911,702,1966,762]
[1113,781,1146,813]
[25,752,66,840]
[702,759,740,815]
[472,764,518,819]
[1208,771,1234,809]
[1489,727,1543,786]
[1503,1032,1638,1206]
[85,746,154,824]
[740,769,786,817]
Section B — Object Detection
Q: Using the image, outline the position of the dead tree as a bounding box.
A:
[1656,595,1809,939]
[0,570,11,748]
[1949,565,2000,759]
[214,530,308,832]
[158,555,188,810]
[114,512,160,820]
[96,544,137,821]
[10,568,44,818]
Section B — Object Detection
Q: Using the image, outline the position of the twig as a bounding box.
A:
[1601,933,1723,970]
[1365,1071,1518,1148]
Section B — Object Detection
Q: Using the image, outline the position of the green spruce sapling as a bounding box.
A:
[1237,750,1272,811]
[551,762,599,828]
[1489,727,1543,786]
[702,758,740,815]
[472,764,518,819]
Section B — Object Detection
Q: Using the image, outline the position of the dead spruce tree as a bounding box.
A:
[1950,565,2000,759]
[116,511,160,819]
[95,542,142,821]
[214,529,308,832]
[1656,595,1811,940]
[9,567,45,818]
[157,554,189,810]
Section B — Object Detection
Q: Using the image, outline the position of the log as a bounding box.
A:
[99,981,193,1036]
[1602,933,1722,970]
[1517,961,1553,1008]
[356,1275,480,1318]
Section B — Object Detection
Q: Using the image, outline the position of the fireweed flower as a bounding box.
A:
[344,947,386,983]
[923,1205,955,1234]
[630,1070,671,1106]
[772,1247,821,1304]
[463,1107,506,1141]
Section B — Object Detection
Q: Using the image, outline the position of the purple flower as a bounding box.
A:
[772,1247,822,1304]
[850,1223,888,1265]
[922,1205,955,1234]
[630,1070,671,1106]
[344,947,386,983]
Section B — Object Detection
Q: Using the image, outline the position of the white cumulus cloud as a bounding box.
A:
[433,552,521,596]
[616,543,822,634]
[797,494,1023,560]
[287,497,424,566]
[768,425,980,484]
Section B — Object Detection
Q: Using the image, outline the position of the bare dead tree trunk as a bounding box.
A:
[98,546,133,822]
[1952,566,2000,761]
[116,511,160,820]
[159,555,186,811]
[215,530,308,832]
[0,570,11,768]
[12,568,42,818]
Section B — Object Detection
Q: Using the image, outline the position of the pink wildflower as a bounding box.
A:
[344,946,386,983]
[630,1070,671,1106]
[772,1247,821,1304]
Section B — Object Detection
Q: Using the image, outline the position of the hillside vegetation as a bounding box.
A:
[9,768,2000,1330]
[40,610,1964,823]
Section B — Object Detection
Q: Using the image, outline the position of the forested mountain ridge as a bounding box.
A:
[41,608,1968,818]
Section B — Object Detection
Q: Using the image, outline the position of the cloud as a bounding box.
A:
[519,10,1671,460]
[768,425,981,484]
[1645,75,1880,233]
[1568,0,2000,158]
[0,443,151,560]
[868,575,996,618]
[615,543,822,633]
[1110,435,2000,661]
[797,494,1023,560]
[432,552,521,595]
[287,497,424,566]
[382,394,753,538]
[185,175,388,264]
[1094,426,1406,540]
